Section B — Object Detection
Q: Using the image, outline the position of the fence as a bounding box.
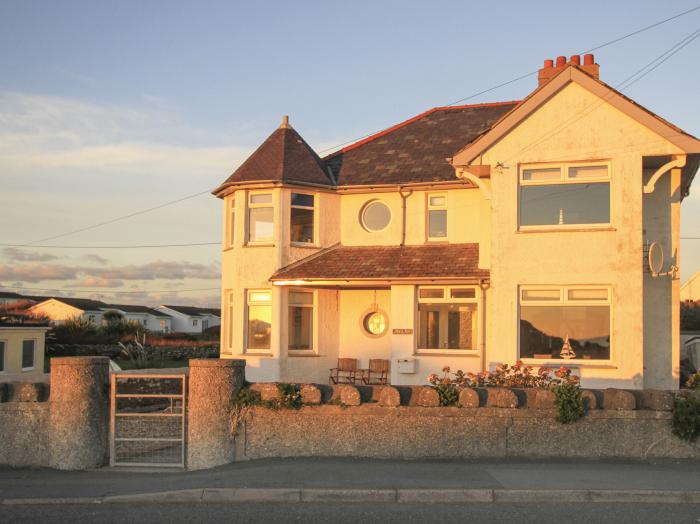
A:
[109,373,187,467]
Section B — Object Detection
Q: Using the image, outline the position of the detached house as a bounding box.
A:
[215,55,700,389]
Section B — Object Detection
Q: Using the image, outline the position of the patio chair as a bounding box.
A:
[329,358,360,385]
[362,359,390,385]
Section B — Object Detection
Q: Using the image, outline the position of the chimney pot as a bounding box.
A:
[556,55,567,67]
[570,55,581,65]
[280,115,290,128]
[543,59,554,68]
[583,53,594,65]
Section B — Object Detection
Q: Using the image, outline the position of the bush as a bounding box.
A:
[672,394,700,443]
[552,383,584,423]
[686,371,700,391]
[428,367,459,406]
[51,316,140,344]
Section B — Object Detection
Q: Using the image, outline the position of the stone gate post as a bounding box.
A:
[48,356,110,470]
[187,358,246,470]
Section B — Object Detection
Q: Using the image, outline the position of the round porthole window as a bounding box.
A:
[361,200,391,232]
[362,311,388,337]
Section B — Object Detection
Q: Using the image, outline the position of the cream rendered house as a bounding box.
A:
[215,55,700,389]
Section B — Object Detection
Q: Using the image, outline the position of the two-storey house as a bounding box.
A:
[215,55,700,389]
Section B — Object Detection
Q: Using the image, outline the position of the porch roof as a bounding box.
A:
[270,243,488,283]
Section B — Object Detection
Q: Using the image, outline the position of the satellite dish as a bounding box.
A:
[648,242,664,276]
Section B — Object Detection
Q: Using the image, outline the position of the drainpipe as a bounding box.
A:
[479,279,490,373]
[399,187,413,246]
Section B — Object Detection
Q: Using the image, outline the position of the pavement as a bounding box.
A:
[1,457,700,505]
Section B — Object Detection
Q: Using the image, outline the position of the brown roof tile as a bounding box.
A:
[324,102,518,186]
[216,121,332,190]
[271,243,488,281]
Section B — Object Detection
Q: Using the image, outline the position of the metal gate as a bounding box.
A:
[109,373,187,467]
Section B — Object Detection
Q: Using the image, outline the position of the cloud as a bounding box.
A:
[83,254,109,265]
[2,247,59,262]
[72,277,124,288]
[0,259,220,283]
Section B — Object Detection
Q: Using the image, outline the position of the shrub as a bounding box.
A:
[428,367,459,406]
[672,394,700,443]
[274,383,303,410]
[686,371,700,391]
[552,383,584,423]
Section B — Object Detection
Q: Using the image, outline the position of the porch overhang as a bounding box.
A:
[269,243,489,286]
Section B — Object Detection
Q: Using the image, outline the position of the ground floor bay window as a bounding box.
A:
[246,290,271,353]
[519,286,611,361]
[417,286,479,352]
[288,290,313,352]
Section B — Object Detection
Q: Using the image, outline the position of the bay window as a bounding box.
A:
[417,286,478,351]
[519,162,610,228]
[519,285,611,361]
[290,193,315,244]
[248,192,273,243]
[246,290,271,352]
[288,290,313,351]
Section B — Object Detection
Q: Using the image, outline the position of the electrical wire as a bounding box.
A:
[1,286,220,295]
[0,242,219,249]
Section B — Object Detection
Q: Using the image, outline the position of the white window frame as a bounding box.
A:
[427,193,448,241]
[518,161,612,231]
[21,339,36,371]
[225,289,234,352]
[245,289,272,354]
[225,195,235,249]
[290,192,317,246]
[247,191,274,245]
[518,284,612,363]
[416,285,480,354]
[193,319,198,327]
[287,289,315,354]
[0,340,5,374]
[360,200,392,233]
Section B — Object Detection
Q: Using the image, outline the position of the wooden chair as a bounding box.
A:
[329,358,360,384]
[362,359,390,385]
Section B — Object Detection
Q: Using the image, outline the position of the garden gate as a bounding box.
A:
[109,373,187,467]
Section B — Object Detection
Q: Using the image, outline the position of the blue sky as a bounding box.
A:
[1,0,699,306]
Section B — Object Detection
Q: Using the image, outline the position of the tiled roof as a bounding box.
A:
[216,121,332,190]
[34,297,109,311]
[324,102,518,186]
[160,305,221,317]
[107,304,169,317]
[271,243,488,281]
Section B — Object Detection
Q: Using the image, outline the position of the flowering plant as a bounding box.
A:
[427,366,459,406]
[429,361,579,389]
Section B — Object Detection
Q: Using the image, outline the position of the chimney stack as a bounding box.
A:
[537,53,599,87]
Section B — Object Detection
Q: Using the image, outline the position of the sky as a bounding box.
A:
[1,0,700,307]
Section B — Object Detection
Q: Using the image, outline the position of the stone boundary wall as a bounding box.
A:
[0,381,50,467]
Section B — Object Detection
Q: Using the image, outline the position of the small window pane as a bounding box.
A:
[568,288,608,301]
[450,288,476,299]
[520,305,610,360]
[429,195,446,207]
[291,207,314,243]
[419,288,444,299]
[519,182,610,226]
[248,305,271,350]
[250,193,272,204]
[289,291,313,305]
[522,168,561,181]
[22,340,35,369]
[0,341,4,372]
[428,209,447,238]
[522,289,560,301]
[291,193,314,207]
[361,201,391,232]
[289,305,313,350]
[249,207,273,241]
[569,165,608,179]
[249,291,271,302]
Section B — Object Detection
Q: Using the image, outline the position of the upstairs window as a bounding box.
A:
[519,162,610,229]
[519,285,611,361]
[226,196,235,248]
[248,192,273,243]
[290,193,315,244]
[427,193,447,240]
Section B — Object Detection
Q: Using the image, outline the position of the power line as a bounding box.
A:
[0,242,219,249]
[318,5,700,154]
[19,189,213,247]
[2,286,220,295]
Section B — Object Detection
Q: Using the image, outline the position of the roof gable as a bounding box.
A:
[452,65,700,168]
[215,118,332,194]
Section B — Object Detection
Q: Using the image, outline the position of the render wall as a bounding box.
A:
[479,82,684,389]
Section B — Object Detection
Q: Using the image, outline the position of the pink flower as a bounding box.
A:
[427,374,439,383]
[442,366,451,373]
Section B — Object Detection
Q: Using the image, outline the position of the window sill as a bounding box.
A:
[288,352,320,357]
[520,358,617,369]
[244,242,275,248]
[223,246,234,252]
[426,238,449,244]
[415,351,480,357]
[243,352,274,357]
[290,242,320,249]
[22,367,35,372]
[517,226,615,234]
